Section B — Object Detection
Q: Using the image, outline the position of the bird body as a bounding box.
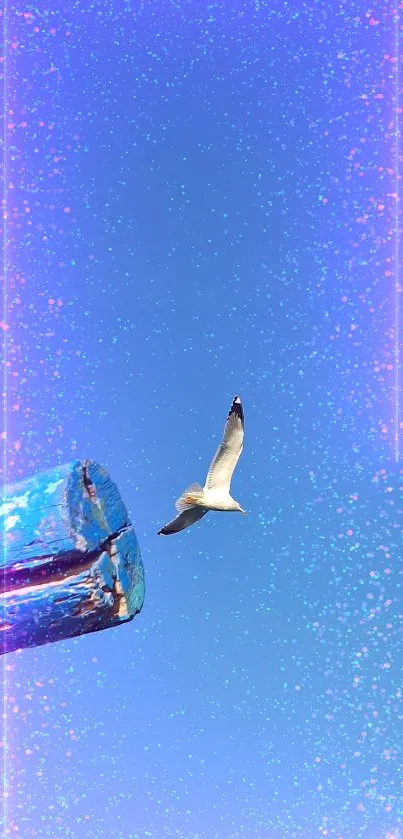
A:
[158,396,246,536]
[201,491,242,512]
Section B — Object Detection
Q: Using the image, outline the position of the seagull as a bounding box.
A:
[158,395,246,536]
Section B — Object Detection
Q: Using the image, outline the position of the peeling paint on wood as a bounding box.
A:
[0,461,145,654]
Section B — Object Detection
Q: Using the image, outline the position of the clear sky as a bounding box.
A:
[2,2,402,838]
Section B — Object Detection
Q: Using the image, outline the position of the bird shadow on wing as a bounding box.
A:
[158,506,208,535]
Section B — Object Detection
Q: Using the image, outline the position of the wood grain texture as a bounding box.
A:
[0,461,145,654]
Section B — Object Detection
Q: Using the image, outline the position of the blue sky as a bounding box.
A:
[2,2,401,837]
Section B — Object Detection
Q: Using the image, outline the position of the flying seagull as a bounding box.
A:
[158,395,246,536]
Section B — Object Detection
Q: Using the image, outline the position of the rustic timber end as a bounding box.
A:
[0,460,145,654]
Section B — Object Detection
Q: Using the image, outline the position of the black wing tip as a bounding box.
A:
[229,395,244,424]
[158,527,175,535]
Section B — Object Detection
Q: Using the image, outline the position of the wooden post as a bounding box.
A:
[0,460,145,654]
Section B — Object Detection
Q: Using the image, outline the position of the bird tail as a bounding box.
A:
[175,482,204,512]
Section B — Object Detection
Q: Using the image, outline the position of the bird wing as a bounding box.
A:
[204,396,244,491]
[158,506,208,536]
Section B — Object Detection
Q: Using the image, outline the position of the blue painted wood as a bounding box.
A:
[1,460,128,573]
[0,461,145,654]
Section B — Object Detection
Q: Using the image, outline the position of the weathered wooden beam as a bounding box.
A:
[0,460,145,654]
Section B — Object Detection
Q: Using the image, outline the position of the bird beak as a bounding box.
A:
[241,508,247,515]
